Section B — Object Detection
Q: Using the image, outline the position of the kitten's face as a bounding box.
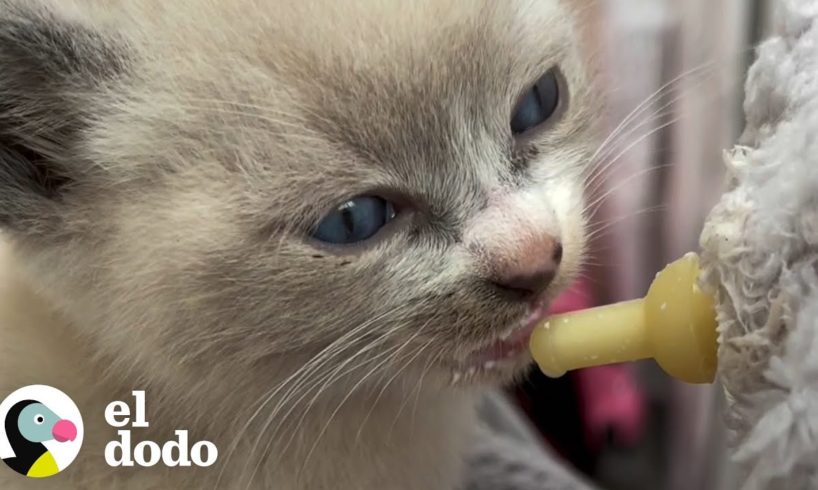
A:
[1,0,595,402]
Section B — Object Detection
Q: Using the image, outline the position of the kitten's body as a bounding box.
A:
[0,1,595,488]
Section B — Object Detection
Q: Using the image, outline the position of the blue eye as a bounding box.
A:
[510,69,560,135]
[312,196,397,244]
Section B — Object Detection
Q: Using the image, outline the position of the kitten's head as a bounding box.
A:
[0,0,595,405]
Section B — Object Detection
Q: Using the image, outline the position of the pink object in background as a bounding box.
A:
[549,279,647,451]
[575,364,646,450]
[548,278,594,315]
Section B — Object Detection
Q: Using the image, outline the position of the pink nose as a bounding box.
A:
[52,420,77,443]
[489,236,563,300]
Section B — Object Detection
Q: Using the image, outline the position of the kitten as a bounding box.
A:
[0,0,596,488]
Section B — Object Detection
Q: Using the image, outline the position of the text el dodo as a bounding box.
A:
[104,391,218,468]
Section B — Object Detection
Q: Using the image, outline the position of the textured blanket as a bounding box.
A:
[464,393,595,490]
[699,1,818,488]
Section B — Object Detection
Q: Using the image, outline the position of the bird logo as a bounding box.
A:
[0,386,83,478]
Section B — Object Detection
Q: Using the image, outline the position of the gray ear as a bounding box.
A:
[0,2,128,231]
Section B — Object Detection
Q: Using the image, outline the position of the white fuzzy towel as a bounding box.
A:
[699,1,818,489]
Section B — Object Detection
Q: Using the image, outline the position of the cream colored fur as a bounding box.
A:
[0,0,595,488]
[0,240,478,489]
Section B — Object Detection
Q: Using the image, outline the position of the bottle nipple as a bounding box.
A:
[529,253,718,384]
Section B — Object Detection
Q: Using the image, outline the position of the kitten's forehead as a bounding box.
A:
[179,0,574,51]
[102,0,583,226]
[287,0,574,61]
[287,0,577,157]
[143,0,577,120]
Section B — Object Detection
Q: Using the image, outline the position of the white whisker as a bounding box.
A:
[293,324,431,482]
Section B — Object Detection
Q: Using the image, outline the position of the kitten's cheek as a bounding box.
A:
[441,245,477,279]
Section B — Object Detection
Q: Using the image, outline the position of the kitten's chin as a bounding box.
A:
[444,353,533,387]
[445,302,551,386]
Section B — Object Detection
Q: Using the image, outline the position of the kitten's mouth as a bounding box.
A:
[448,301,551,384]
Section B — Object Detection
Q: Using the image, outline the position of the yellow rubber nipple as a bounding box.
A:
[529,253,718,384]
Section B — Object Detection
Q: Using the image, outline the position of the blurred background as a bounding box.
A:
[512,1,776,489]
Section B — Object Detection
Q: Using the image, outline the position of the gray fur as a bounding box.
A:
[463,393,596,490]
[0,2,127,231]
[0,0,597,488]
